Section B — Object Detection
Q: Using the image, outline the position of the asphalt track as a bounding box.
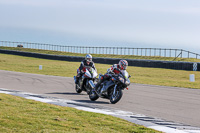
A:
[1,70,200,128]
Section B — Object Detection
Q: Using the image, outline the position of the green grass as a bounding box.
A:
[1,46,200,62]
[0,53,200,89]
[0,93,159,133]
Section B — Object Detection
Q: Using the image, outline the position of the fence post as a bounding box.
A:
[181,49,183,58]
[159,48,161,57]
[145,48,147,56]
[136,48,137,55]
[128,48,130,55]
[175,49,177,57]
[74,46,76,53]
[150,48,151,56]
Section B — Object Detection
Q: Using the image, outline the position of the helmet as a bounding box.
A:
[85,54,92,62]
[119,60,128,70]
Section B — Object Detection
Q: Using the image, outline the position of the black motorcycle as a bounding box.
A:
[88,70,131,104]
[74,67,98,94]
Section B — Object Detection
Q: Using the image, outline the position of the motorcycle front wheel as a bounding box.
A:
[89,90,99,101]
[110,89,123,104]
[75,83,82,93]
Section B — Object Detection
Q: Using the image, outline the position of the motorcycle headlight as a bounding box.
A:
[125,81,130,86]
[125,79,130,86]
[119,77,124,83]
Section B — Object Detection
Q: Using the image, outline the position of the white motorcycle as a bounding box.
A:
[74,67,98,94]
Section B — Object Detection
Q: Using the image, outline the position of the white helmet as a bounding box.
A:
[85,54,92,62]
[119,60,128,70]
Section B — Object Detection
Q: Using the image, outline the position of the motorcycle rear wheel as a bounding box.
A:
[110,89,123,104]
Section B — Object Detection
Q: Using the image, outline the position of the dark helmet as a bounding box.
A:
[119,60,128,70]
[85,54,92,62]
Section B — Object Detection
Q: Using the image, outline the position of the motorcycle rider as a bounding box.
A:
[94,59,128,94]
[75,54,97,84]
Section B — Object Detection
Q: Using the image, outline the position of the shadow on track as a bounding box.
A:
[74,100,110,104]
[46,92,84,95]
[45,92,110,104]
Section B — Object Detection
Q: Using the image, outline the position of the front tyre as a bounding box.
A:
[89,90,99,101]
[110,89,123,104]
[75,83,82,93]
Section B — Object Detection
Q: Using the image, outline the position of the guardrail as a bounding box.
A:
[1,41,200,59]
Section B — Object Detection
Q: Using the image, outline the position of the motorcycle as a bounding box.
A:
[88,70,131,104]
[74,67,98,94]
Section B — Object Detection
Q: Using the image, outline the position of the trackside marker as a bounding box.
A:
[39,65,42,70]
[190,74,195,82]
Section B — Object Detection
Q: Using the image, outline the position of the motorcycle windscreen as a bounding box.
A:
[121,70,130,85]
[84,69,92,78]
[121,70,129,79]
[91,68,98,78]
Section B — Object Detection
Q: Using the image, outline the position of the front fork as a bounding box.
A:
[113,84,117,96]
[89,80,95,88]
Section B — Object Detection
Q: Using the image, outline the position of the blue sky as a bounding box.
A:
[0,0,200,53]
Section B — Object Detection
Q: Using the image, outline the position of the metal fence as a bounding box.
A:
[1,41,200,59]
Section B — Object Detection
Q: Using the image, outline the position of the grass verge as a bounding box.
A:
[0,53,200,89]
[0,93,159,133]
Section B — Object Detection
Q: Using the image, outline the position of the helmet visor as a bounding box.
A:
[121,65,127,70]
[87,58,92,62]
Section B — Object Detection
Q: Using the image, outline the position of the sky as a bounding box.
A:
[0,0,200,53]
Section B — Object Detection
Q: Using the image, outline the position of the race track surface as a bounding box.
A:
[1,70,200,128]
